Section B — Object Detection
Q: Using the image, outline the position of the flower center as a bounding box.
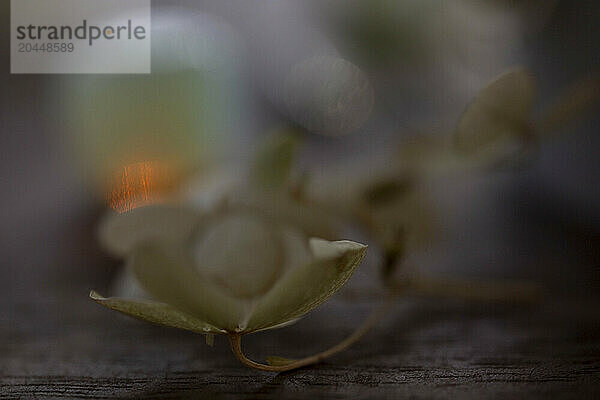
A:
[191,213,283,298]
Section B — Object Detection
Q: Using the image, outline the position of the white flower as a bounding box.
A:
[91,203,367,335]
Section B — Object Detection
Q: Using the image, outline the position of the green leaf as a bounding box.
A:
[245,239,367,332]
[98,205,202,257]
[251,131,300,189]
[454,68,536,157]
[89,291,224,334]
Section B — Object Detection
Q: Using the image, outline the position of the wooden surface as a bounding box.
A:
[2,273,600,399]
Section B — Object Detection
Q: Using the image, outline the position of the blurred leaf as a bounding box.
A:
[369,190,435,253]
[538,72,600,135]
[397,135,467,176]
[362,178,412,207]
[454,69,537,156]
[251,131,300,189]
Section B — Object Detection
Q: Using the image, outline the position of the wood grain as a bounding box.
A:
[2,280,599,399]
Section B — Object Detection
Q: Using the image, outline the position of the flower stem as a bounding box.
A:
[228,291,399,372]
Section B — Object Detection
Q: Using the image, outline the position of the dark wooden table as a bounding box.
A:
[2,267,599,399]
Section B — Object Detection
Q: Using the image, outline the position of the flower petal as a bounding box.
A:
[129,242,249,332]
[454,68,536,156]
[192,213,283,299]
[230,190,339,239]
[89,291,224,334]
[99,205,202,257]
[110,265,151,299]
[245,239,367,332]
[279,225,312,274]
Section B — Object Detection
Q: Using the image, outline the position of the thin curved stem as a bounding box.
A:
[228,291,399,372]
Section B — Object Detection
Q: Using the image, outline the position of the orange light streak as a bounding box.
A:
[107,161,176,213]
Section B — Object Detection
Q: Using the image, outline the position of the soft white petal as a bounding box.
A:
[110,265,151,300]
[279,225,312,273]
[228,190,339,239]
[192,213,283,298]
[98,205,201,257]
[130,242,250,332]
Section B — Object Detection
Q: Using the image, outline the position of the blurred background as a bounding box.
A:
[1,0,599,394]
